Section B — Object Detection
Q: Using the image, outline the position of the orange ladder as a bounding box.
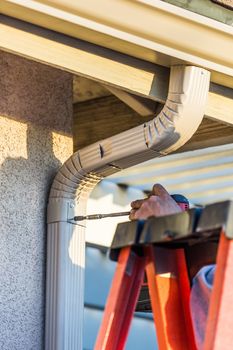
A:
[94,201,233,350]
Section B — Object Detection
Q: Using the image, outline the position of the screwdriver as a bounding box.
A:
[73,194,189,221]
[73,211,130,221]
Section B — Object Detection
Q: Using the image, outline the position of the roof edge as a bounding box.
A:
[1,0,233,87]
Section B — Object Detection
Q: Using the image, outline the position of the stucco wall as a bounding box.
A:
[0,51,73,349]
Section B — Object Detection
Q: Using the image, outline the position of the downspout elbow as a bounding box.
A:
[45,65,210,350]
[144,65,210,154]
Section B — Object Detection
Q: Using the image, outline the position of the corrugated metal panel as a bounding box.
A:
[86,144,233,246]
[108,143,233,205]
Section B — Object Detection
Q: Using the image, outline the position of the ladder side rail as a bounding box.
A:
[204,230,233,350]
[145,245,197,350]
[94,246,146,350]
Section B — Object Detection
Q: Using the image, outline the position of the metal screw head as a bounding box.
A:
[163,230,176,240]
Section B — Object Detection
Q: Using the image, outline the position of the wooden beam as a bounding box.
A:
[206,83,233,126]
[1,16,169,103]
[73,76,110,103]
[73,96,153,151]
[105,86,158,116]
[179,118,233,152]
[73,95,233,153]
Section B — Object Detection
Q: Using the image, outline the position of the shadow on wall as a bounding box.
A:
[0,51,72,350]
[1,123,62,227]
[0,123,63,350]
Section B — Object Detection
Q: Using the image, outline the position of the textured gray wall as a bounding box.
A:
[0,51,73,349]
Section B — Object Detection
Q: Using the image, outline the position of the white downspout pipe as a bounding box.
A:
[46,65,210,350]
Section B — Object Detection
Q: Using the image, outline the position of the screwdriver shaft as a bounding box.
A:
[74,211,130,221]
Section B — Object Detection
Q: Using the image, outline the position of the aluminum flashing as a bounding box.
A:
[1,0,233,88]
[46,65,210,349]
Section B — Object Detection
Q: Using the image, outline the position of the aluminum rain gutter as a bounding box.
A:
[46,65,210,350]
[1,0,233,88]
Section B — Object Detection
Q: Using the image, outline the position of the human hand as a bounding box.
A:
[129,184,182,220]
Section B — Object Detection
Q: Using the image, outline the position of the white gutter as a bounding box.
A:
[1,0,233,87]
[46,65,210,349]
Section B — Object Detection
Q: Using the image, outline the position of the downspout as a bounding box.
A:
[46,65,210,350]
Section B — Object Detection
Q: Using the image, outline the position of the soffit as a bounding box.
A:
[73,76,110,103]
[108,143,233,205]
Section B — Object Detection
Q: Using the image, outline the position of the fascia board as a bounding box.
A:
[1,0,233,87]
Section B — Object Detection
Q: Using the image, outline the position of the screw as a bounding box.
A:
[163,230,176,240]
